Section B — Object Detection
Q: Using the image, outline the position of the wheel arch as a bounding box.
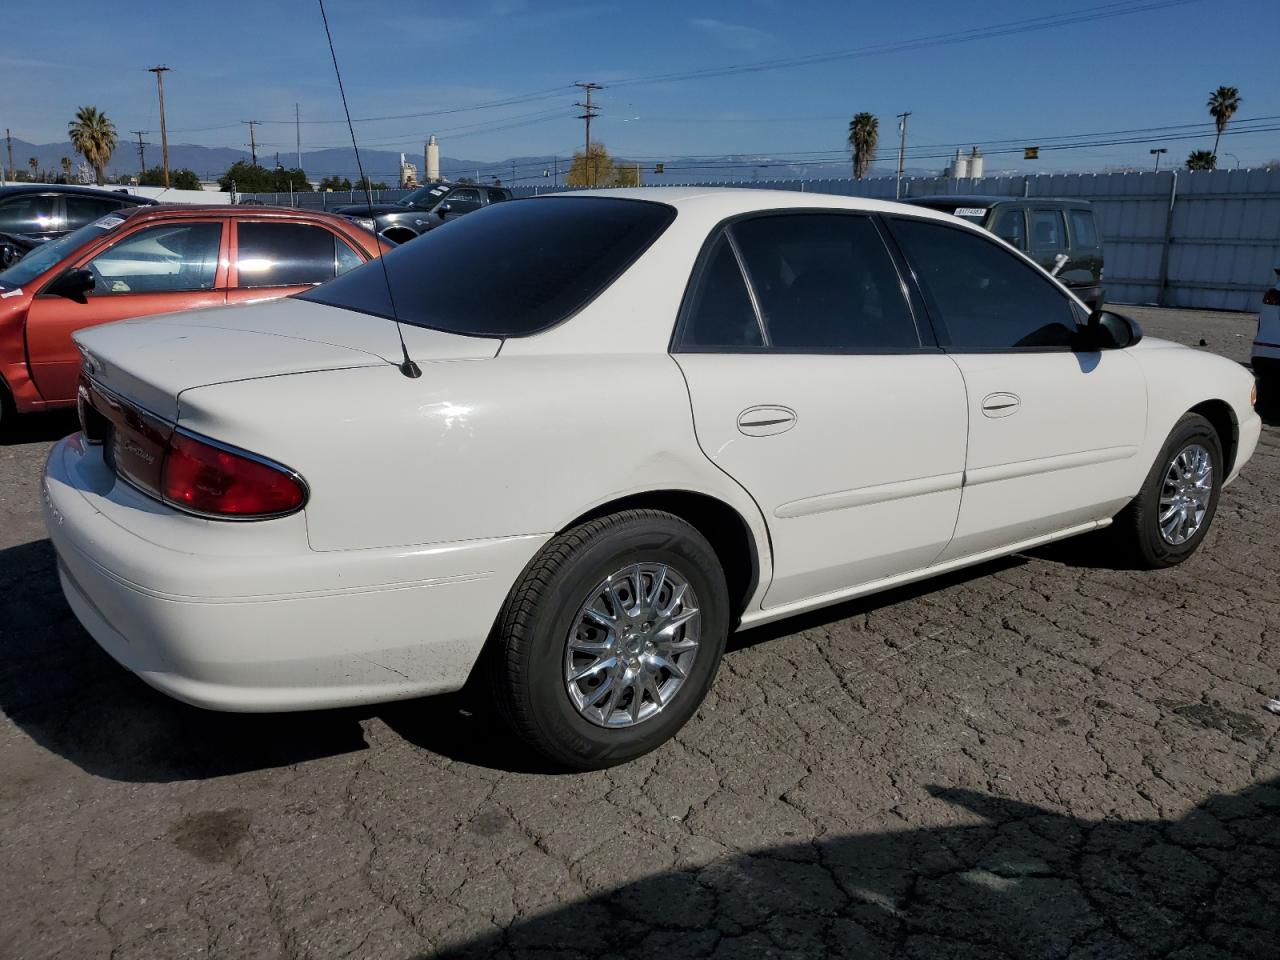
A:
[563,489,762,625]
[1188,398,1238,476]
[380,225,418,245]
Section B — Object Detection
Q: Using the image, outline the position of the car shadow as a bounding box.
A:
[424,777,1280,959]
[0,410,78,446]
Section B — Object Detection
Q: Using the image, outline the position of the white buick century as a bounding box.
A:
[44,189,1260,768]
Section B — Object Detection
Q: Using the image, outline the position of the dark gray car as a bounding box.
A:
[0,185,155,264]
[335,182,511,245]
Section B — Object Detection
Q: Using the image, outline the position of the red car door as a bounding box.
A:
[25,217,229,403]
[224,217,369,306]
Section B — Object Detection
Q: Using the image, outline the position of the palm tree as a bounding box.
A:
[1186,150,1217,171]
[27,157,38,180]
[59,157,72,183]
[1207,86,1241,161]
[67,106,117,186]
[847,113,879,180]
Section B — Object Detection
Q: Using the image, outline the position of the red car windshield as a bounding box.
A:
[0,217,119,290]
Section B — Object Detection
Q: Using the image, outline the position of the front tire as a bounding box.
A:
[1113,412,1223,568]
[488,510,730,770]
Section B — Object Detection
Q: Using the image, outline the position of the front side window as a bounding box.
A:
[86,221,221,295]
[485,189,508,204]
[301,196,675,337]
[0,194,58,234]
[444,188,482,214]
[1069,209,1099,248]
[1030,209,1066,251]
[728,214,919,352]
[889,217,1078,351]
[991,208,1027,250]
[237,221,338,287]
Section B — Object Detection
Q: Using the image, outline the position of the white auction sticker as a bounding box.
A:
[953,207,988,217]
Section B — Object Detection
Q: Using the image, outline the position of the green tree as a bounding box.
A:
[67,106,117,185]
[27,157,38,180]
[139,166,202,190]
[611,162,640,187]
[355,175,388,191]
[1207,86,1241,161]
[1186,150,1217,171]
[566,142,616,188]
[848,112,879,180]
[319,175,352,191]
[59,157,72,183]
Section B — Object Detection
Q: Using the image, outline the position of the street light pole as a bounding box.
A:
[1150,147,1168,172]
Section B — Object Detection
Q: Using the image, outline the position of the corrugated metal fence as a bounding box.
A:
[242,168,1280,312]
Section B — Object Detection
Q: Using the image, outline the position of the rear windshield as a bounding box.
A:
[302,196,675,337]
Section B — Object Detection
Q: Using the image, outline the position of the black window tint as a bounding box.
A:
[485,189,508,204]
[335,237,363,275]
[237,221,336,287]
[87,221,221,294]
[0,194,57,234]
[64,196,122,229]
[682,234,762,349]
[1030,209,1066,251]
[991,208,1027,250]
[730,214,918,351]
[1069,209,1099,248]
[890,218,1078,351]
[301,197,675,337]
[445,188,482,213]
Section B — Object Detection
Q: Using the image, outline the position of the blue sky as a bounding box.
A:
[4,0,1279,178]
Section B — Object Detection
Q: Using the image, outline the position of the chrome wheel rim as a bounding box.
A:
[1159,443,1214,545]
[564,562,700,729]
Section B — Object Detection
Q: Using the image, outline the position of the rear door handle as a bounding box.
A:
[737,405,797,437]
[981,392,1021,418]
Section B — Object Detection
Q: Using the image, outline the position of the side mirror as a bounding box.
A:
[48,267,95,303]
[437,202,453,216]
[1083,309,1142,349]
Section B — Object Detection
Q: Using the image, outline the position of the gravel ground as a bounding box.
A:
[1,306,1277,960]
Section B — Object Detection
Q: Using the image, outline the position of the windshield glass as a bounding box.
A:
[398,184,451,208]
[300,196,676,337]
[0,216,121,289]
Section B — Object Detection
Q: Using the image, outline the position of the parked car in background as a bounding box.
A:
[45,189,1258,770]
[335,181,512,244]
[906,196,1105,311]
[0,205,387,430]
[0,185,155,261]
[1254,267,1280,398]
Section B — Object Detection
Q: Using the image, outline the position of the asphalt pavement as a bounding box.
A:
[1,305,1276,959]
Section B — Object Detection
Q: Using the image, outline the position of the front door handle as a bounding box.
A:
[981,392,1021,418]
[737,405,797,437]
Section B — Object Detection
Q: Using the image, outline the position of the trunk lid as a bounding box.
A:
[73,296,500,420]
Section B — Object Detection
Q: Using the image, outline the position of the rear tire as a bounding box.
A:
[1112,413,1223,568]
[0,383,14,440]
[487,509,729,771]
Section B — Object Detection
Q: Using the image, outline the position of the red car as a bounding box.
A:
[0,204,387,429]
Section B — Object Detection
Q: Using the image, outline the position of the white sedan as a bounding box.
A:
[44,189,1261,769]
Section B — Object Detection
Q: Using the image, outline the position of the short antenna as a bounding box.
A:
[317,0,420,379]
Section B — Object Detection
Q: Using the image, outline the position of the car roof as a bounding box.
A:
[905,194,1093,209]
[0,183,155,203]
[533,186,972,222]
[115,203,369,224]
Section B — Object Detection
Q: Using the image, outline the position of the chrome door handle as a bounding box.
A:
[737,405,797,437]
[981,392,1021,418]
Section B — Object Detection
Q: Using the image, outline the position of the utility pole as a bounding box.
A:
[894,111,911,200]
[295,103,302,170]
[147,66,171,188]
[130,130,149,177]
[243,120,259,166]
[512,159,517,184]
[574,82,602,187]
[5,129,13,183]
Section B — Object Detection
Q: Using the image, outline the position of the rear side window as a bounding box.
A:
[730,214,919,351]
[889,217,1077,351]
[301,197,675,336]
[485,189,508,204]
[682,234,763,349]
[64,196,123,229]
[0,194,57,234]
[237,221,338,287]
[1030,209,1066,251]
[1069,209,1099,248]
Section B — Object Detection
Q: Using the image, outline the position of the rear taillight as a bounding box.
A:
[161,432,306,519]
[1264,288,1280,306]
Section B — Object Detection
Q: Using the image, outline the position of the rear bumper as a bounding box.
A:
[44,434,546,712]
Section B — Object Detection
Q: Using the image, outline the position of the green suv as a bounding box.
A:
[905,196,1105,312]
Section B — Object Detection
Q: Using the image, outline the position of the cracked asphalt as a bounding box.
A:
[1,305,1277,960]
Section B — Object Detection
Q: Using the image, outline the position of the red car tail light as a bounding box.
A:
[161,432,307,519]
